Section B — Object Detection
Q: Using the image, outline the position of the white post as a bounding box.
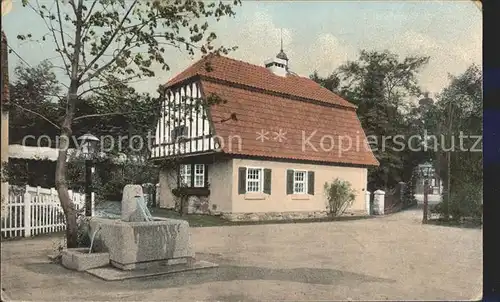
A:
[50,188,57,232]
[373,190,386,215]
[23,190,31,237]
[365,191,371,215]
[155,183,160,207]
[91,192,95,216]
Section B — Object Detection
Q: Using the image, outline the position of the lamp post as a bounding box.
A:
[78,133,99,217]
[418,162,434,224]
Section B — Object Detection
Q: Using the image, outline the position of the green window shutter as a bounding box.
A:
[204,164,209,188]
[190,164,195,188]
[307,171,315,195]
[238,167,247,194]
[263,168,272,194]
[286,169,294,195]
[177,165,182,188]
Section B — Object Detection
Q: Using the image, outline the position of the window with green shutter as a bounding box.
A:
[263,168,272,194]
[239,167,270,195]
[238,167,247,194]
[286,169,294,195]
[286,169,315,195]
[307,171,315,195]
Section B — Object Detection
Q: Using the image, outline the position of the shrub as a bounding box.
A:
[431,182,482,222]
[324,178,356,216]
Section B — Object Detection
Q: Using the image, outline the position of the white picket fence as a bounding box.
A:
[1,185,94,239]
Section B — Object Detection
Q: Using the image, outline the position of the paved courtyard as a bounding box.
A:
[1,207,481,301]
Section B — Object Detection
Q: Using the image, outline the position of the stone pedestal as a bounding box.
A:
[121,184,146,222]
[61,248,110,271]
[373,190,385,215]
[89,217,194,271]
[365,191,371,215]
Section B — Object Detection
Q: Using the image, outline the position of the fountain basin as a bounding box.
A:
[89,217,195,270]
[61,248,110,271]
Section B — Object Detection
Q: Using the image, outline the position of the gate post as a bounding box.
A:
[373,190,386,215]
[365,191,371,215]
[23,190,31,237]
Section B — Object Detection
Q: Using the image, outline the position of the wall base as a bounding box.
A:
[221,211,329,221]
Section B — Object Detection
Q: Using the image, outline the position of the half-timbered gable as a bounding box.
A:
[152,81,217,159]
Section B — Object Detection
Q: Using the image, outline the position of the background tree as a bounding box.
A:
[426,64,482,221]
[9,61,63,145]
[311,50,429,191]
[18,0,241,247]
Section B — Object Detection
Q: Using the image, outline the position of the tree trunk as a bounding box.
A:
[55,81,79,248]
[55,129,78,248]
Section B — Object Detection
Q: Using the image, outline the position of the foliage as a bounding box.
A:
[425,64,482,221]
[8,61,63,145]
[324,178,356,216]
[401,167,418,206]
[309,70,340,93]
[76,215,91,248]
[432,183,482,222]
[1,159,57,187]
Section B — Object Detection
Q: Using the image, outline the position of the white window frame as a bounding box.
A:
[179,164,192,187]
[194,164,205,188]
[246,167,263,193]
[293,170,308,194]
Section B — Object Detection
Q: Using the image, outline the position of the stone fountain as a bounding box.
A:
[61,185,216,280]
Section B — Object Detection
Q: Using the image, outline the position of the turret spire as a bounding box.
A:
[280,28,283,52]
[276,28,289,63]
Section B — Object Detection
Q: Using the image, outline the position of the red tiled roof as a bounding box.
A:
[165,54,356,109]
[163,54,378,166]
[202,80,379,166]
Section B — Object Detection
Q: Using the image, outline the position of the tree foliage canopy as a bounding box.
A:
[311,50,430,190]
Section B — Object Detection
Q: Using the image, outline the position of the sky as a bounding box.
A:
[2,0,482,99]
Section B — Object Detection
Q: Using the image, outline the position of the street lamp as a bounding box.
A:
[418,162,434,223]
[78,133,99,217]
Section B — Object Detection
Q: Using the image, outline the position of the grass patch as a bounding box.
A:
[150,208,373,227]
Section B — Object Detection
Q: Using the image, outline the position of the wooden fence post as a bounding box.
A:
[23,189,31,238]
[50,188,57,233]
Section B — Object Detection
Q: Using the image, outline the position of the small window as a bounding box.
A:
[194,164,205,188]
[246,168,263,193]
[179,164,191,187]
[293,170,307,194]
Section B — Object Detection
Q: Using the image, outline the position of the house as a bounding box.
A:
[151,50,379,221]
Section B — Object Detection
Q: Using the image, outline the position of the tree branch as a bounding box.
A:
[73,109,154,121]
[55,0,70,61]
[77,74,141,97]
[29,0,71,77]
[79,0,139,79]
[82,0,98,24]
[11,103,61,129]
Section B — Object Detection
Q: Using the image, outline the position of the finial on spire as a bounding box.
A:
[280,28,283,51]
[276,28,288,62]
